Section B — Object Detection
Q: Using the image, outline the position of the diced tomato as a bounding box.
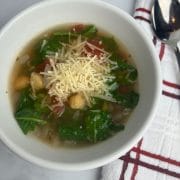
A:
[53,105,65,116]
[35,59,50,73]
[50,96,65,117]
[71,24,85,33]
[119,86,132,94]
[85,39,104,57]
[51,95,59,105]
[88,39,104,49]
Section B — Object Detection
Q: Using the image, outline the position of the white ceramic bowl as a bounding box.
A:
[0,0,161,170]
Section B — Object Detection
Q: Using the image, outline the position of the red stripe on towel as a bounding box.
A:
[159,43,165,60]
[162,90,180,100]
[120,156,180,178]
[119,151,131,180]
[134,16,151,24]
[163,80,180,89]
[135,8,151,14]
[131,139,143,180]
[132,148,180,167]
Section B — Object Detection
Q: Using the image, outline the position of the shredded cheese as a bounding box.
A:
[41,36,117,106]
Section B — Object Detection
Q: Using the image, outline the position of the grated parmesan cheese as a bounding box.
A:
[41,36,117,106]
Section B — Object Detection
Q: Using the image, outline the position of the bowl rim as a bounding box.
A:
[0,0,162,171]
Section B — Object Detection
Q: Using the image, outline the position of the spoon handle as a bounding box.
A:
[175,46,180,70]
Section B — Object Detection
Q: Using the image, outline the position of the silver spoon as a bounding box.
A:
[151,0,180,69]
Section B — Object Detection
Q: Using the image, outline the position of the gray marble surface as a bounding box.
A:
[0,0,134,179]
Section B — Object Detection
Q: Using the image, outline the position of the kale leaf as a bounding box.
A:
[33,93,50,114]
[113,91,139,108]
[15,90,50,134]
[58,109,126,143]
[38,36,61,58]
[109,53,138,85]
[85,110,112,142]
[117,61,137,81]
[16,88,34,112]
[15,108,46,134]
[58,109,87,141]
[110,123,125,132]
[101,36,118,52]
[81,25,97,38]
[59,120,86,141]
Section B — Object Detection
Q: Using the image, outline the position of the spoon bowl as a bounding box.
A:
[151,0,180,68]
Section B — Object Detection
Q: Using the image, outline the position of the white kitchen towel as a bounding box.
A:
[101,0,180,179]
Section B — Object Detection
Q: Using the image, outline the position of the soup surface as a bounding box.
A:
[10,24,139,146]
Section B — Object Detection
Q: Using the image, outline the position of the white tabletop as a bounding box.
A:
[0,0,134,179]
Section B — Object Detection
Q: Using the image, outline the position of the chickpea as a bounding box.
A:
[30,72,44,91]
[68,93,86,109]
[14,76,30,90]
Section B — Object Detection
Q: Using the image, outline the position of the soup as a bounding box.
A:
[10,24,139,146]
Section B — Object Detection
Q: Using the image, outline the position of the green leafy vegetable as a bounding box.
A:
[110,123,125,132]
[81,25,97,38]
[33,93,50,114]
[109,53,122,62]
[117,60,137,74]
[91,98,104,109]
[101,36,118,52]
[109,81,119,92]
[54,32,77,43]
[38,37,61,58]
[117,61,137,81]
[15,90,50,134]
[32,31,80,65]
[58,109,87,141]
[16,88,34,112]
[109,53,138,85]
[58,109,125,143]
[113,91,139,108]
[91,98,113,112]
[32,25,97,65]
[127,69,138,82]
[116,71,136,85]
[85,110,112,142]
[59,120,86,141]
[15,108,46,134]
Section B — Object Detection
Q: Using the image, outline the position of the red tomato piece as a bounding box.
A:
[88,39,104,49]
[85,39,104,57]
[50,96,65,117]
[71,24,85,33]
[35,59,50,73]
[53,105,65,116]
[51,95,59,105]
[119,86,132,94]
